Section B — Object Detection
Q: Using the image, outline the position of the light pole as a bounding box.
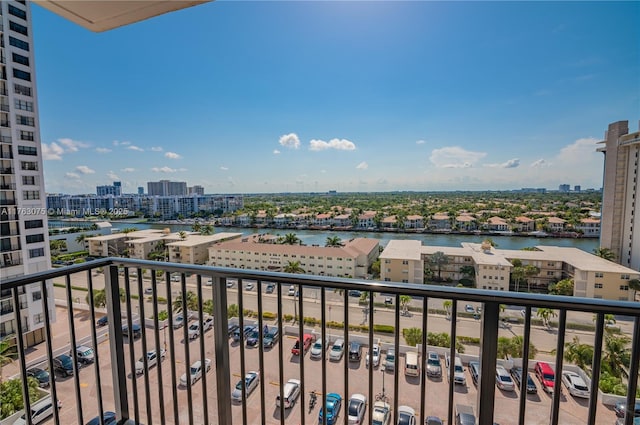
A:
[293,293,298,323]
[381,366,386,397]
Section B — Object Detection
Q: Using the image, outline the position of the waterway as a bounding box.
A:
[49,220,600,253]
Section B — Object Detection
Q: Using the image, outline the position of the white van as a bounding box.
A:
[404,351,420,377]
[275,378,301,408]
[13,396,61,425]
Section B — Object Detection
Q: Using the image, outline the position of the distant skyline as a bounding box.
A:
[33,1,639,194]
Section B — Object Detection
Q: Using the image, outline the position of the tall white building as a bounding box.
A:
[0,0,54,346]
[598,120,640,272]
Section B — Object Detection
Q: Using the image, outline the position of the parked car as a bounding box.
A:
[511,367,537,394]
[384,347,396,371]
[329,339,345,361]
[85,411,117,425]
[534,361,556,394]
[73,345,95,364]
[232,325,256,342]
[465,304,475,314]
[614,400,640,418]
[246,328,261,347]
[291,333,315,356]
[172,312,193,329]
[288,285,296,296]
[53,354,74,377]
[263,326,280,348]
[561,371,590,398]
[135,348,166,375]
[495,365,515,391]
[455,404,476,425]
[13,396,61,425]
[366,344,380,368]
[397,405,416,425]
[444,352,466,385]
[122,323,141,339]
[96,315,108,326]
[616,417,640,425]
[275,378,301,409]
[426,351,442,379]
[226,278,236,288]
[348,290,362,297]
[371,400,391,425]
[179,358,211,386]
[265,283,275,294]
[188,316,213,340]
[244,281,255,291]
[347,393,366,425]
[468,360,480,386]
[310,337,329,359]
[425,416,444,425]
[319,393,342,425]
[231,371,260,402]
[348,341,362,362]
[227,323,240,337]
[26,367,51,388]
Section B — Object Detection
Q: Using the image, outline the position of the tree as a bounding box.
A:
[227,304,239,318]
[49,239,67,256]
[628,278,640,301]
[548,278,574,296]
[191,223,202,233]
[602,333,631,378]
[75,233,88,248]
[0,377,39,419]
[282,233,300,245]
[442,300,452,316]
[121,227,138,234]
[0,337,17,383]
[399,295,412,313]
[536,308,557,328]
[561,336,594,371]
[201,224,215,235]
[325,236,343,247]
[178,231,188,240]
[283,261,305,274]
[429,251,449,281]
[593,247,616,261]
[86,288,125,308]
[403,327,423,347]
[459,265,475,282]
[369,259,380,279]
[173,290,199,313]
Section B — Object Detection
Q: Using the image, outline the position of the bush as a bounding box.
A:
[283,314,294,322]
[373,324,394,334]
[262,311,276,320]
[303,316,318,326]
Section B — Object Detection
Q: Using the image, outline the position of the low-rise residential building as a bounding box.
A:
[332,214,352,227]
[575,218,601,236]
[455,215,477,231]
[514,216,535,232]
[404,215,424,229]
[87,229,164,257]
[167,233,242,264]
[429,213,451,230]
[357,211,377,229]
[486,216,509,232]
[208,235,379,279]
[313,213,332,227]
[546,217,566,232]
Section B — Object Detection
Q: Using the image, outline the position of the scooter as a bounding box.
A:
[308,391,317,413]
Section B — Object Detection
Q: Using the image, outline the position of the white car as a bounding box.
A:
[310,338,329,359]
[231,371,260,402]
[495,365,515,391]
[398,405,417,425]
[187,316,214,339]
[347,393,366,424]
[13,397,61,425]
[135,348,166,375]
[179,358,211,386]
[372,400,391,425]
[288,285,296,296]
[562,371,590,398]
[275,378,301,409]
[244,281,255,291]
[366,344,380,368]
[329,339,345,361]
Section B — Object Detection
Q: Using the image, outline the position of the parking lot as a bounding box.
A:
[5,304,622,425]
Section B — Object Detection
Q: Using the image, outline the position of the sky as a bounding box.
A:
[32,1,639,195]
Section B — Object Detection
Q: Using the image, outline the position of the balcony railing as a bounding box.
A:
[1,258,639,425]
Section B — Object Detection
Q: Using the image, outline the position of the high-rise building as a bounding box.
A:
[96,181,122,196]
[189,185,204,196]
[598,120,640,272]
[138,186,144,195]
[147,179,187,196]
[0,0,55,345]
[558,184,570,192]
[574,185,581,193]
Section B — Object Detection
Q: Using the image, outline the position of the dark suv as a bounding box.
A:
[348,341,362,362]
[53,354,74,377]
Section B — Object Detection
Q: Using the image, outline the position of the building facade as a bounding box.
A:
[598,120,640,271]
[147,179,187,196]
[0,0,54,345]
[96,181,121,196]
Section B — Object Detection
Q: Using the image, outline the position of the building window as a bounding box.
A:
[9,36,29,52]
[24,219,43,229]
[18,145,36,155]
[402,260,408,265]
[8,5,27,20]
[21,161,37,170]
[32,291,42,301]
[620,285,629,291]
[547,271,555,276]
[33,313,44,324]
[22,175,36,185]
[621,274,630,279]
[26,234,44,244]
[29,248,45,258]
[594,283,603,289]
[14,84,31,96]
[9,21,28,36]
[15,99,33,112]
[12,69,31,82]
[17,115,35,126]
[595,272,603,278]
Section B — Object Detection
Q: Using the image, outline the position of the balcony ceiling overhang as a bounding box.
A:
[33,0,211,32]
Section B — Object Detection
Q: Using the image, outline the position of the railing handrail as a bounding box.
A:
[1,257,638,316]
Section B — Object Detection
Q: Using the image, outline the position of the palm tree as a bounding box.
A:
[191,223,202,233]
[201,224,215,235]
[536,308,557,328]
[601,333,631,378]
[325,236,343,247]
[0,337,17,382]
[628,278,640,301]
[429,251,449,281]
[49,239,67,256]
[561,336,594,371]
[178,231,188,240]
[75,233,88,249]
[282,233,300,245]
[173,291,199,313]
[442,300,452,316]
[121,227,138,234]
[403,327,423,347]
[399,295,412,313]
[459,265,475,284]
[283,261,305,274]
[86,288,125,308]
[593,247,616,261]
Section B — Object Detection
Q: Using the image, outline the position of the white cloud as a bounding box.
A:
[273,149,281,155]
[42,142,65,160]
[429,146,486,168]
[121,167,136,172]
[107,171,119,180]
[95,147,112,154]
[557,137,599,163]
[356,161,369,170]
[220,166,229,171]
[76,165,95,174]
[279,133,300,149]
[65,172,80,179]
[113,140,131,146]
[483,158,520,169]
[58,138,89,152]
[151,146,163,152]
[164,152,181,159]
[416,140,426,145]
[127,145,144,152]
[151,166,178,173]
[530,158,551,168]
[309,138,356,151]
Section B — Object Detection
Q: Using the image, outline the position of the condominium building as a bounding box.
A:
[209,234,379,279]
[147,179,187,196]
[380,240,640,300]
[96,181,122,196]
[0,0,55,345]
[167,233,241,265]
[598,120,640,272]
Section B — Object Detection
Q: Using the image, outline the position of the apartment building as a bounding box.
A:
[380,240,640,300]
[147,179,187,196]
[209,234,379,279]
[0,0,54,345]
[167,233,241,265]
[598,120,640,271]
[87,229,163,257]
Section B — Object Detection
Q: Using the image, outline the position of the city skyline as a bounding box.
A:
[33,1,639,194]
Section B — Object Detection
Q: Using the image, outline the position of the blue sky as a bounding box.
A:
[33,1,639,194]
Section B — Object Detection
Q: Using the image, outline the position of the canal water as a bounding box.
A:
[50,220,600,252]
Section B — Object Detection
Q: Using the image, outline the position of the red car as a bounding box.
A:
[291,333,315,356]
